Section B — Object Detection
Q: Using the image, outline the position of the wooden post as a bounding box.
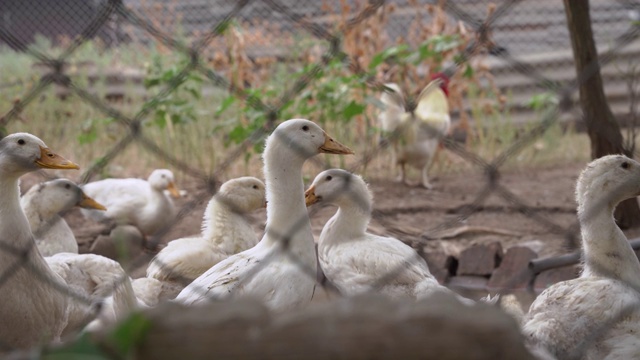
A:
[563,0,640,228]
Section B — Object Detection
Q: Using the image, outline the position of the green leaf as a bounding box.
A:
[106,312,152,355]
[185,86,201,100]
[215,20,231,35]
[77,118,102,145]
[432,36,460,53]
[78,131,97,145]
[342,100,365,120]
[463,64,474,78]
[215,96,236,116]
[253,140,265,154]
[368,44,410,70]
[160,69,178,82]
[228,124,249,143]
[171,98,189,107]
[526,92,557,111]
[143,77,161,89]
[415,45,435,63]
[188,73,203,83]
[453,53,466,64]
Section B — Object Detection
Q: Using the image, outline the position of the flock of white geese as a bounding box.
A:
[1,119,640,359]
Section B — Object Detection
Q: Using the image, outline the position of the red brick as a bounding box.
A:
[421,251,456,284]
[533,266,579,293]
[487,246,538,291]
[448,275,489,291]
[457,242,503,276]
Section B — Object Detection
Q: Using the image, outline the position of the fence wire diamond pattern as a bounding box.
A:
[1,0,640,356]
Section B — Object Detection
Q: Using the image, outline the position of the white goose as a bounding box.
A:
[522,155,640,360]
[0,133,137,348]
[305,168,472,303]
[21,178,106,256]
[176,119,353,310]
[146,176,266,282]
[81,169,180,236]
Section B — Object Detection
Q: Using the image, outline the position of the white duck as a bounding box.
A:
[305,168,472,303]
[81,169,181,237]
[20,178,106,257]
[378,74,451,189]
[0,133,137,348]
[522,155,640,360]
[146,176,266,282]
[175,119,353,310]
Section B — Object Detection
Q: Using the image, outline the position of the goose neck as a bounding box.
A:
[264,145,306,223]
[148,186,171,209]
[201,200,234,244]
[579,201,640,289]
[330,205,370,238]
[0,174,47,265]
[262,144,313,257]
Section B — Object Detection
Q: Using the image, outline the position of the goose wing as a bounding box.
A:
[523,277,640,359]
[320,234,438,297]
[414,78,451,134]
[378,83,406,132]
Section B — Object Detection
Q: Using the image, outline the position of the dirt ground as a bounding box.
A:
[36,158,639,282]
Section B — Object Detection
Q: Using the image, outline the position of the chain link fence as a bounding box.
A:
[1,0,640,358]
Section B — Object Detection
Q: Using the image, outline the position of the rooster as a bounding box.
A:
[377,73,451,189]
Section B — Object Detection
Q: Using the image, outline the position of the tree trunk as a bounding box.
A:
[564,0,640,229]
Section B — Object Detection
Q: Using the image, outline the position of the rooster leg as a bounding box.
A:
[420,165,433,189]
[419,143,440,189]
[390,146,397,174]
[395,162,406,184]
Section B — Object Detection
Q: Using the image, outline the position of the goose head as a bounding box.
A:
[305,169,372,213]
[148,169,180,198]
[216,176,266,213]
[264,119,354,163]
[576,155,640,218]
[0,133,79,178]
[23,179,106,217]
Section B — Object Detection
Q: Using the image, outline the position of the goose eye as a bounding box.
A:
[252,185,258,189]
[64,183,71,189]
[302,125,309,132]
[621,161,630,169]
[326,175,332,181]
[17,139,25,145]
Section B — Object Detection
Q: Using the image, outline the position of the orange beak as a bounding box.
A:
[318,132,354,155]
[166,181,181,198]
[305,185,320,207]
[77,192,107,211]
[35,146,80,170]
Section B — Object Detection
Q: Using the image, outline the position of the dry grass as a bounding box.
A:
[0,1,591,185]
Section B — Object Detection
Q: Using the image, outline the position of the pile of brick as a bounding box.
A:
[422,242,579,294]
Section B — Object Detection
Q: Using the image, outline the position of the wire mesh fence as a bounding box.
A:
[1,0,640,358]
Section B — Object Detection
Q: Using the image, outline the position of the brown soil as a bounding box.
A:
[41,159,639,282]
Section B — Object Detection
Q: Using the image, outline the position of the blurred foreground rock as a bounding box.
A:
[97,293,535,360]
